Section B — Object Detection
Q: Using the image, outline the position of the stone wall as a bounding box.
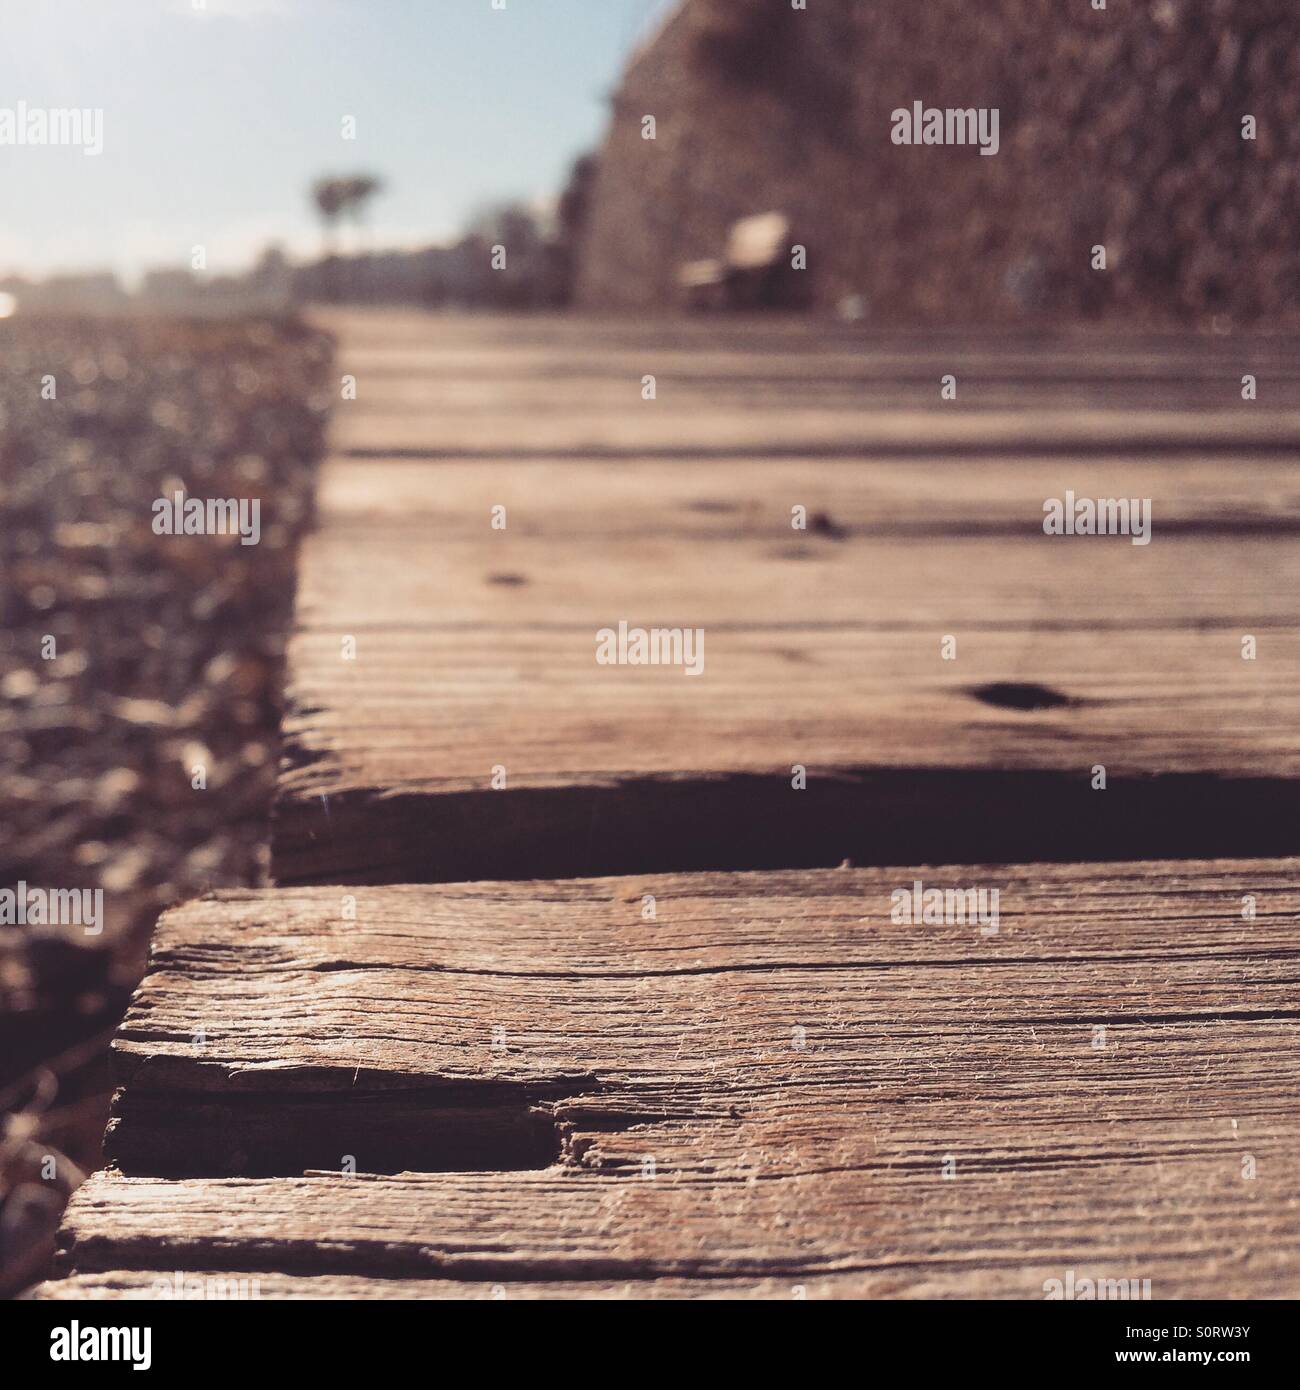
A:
[577,0,1299,324]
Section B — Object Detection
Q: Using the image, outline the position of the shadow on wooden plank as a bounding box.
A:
[273,769,1300,885]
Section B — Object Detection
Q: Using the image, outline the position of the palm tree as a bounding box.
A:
[311,178,349,259]
[341,175,383,245]
[311,174,384,300]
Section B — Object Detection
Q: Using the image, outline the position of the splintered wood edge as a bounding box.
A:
[38,1162,1300,1297]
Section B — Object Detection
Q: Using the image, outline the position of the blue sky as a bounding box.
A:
[0,0,674,281]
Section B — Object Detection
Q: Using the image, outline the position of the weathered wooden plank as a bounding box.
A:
[30,1265,866,1300]
[273,522,1300,878]
[341,375,1300,421]
[36,861,1300,1297]
[278,315,1300,882]
[317,312,1300,455]
[291,530,1300,629]
[109,867,1300,1128]
[278,414,1300,881]
[319,310,1300,379]
[331,405,1300,457]
[41,1155,1300,1298]
[315,455,1300,535]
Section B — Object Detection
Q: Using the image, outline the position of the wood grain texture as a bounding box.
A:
[332,405,1300,458]
[276,552,1300,882]
[316,456,1300,535]
[28,1266,866,1300]
[37,862,1300,1298]
[291,531,1300,629]
[108,861,1300,1095]
[272,314,1300,884]
[317,311,1300,457]
[37,315,1300,1302]
[42,1159,1300,1298]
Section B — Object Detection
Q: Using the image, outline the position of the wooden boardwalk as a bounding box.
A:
[34,312,1300,1299]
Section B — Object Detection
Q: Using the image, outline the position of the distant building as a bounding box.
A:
[3,271,127,313]
[137,268,201,304]
[0,241,545,318]
[292,240,499,307]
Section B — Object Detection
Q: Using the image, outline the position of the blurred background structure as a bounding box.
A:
[579,0,1300,323]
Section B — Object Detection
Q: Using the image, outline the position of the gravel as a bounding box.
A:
[0,312,333,1294]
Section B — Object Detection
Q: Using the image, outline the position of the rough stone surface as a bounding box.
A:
[578,0,1300,324]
